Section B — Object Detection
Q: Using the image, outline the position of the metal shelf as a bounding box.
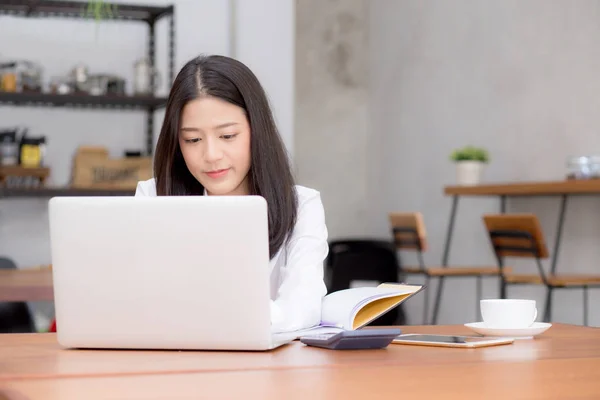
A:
[0,187,135,198]
[0,0,174,23]
[0,0,176,155]
[0,92,168,110]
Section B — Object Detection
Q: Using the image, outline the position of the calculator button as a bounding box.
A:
[306,334,336,340]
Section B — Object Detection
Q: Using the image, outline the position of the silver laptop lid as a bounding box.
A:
[48,195,272,350]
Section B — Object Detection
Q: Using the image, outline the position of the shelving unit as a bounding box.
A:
[0,0,175,197]
[0,92,168,109]
[0,0,172,20]
[0,187,134,197]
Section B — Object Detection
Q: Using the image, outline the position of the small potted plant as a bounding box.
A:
[450,146,489,185]
[86,1,118,21]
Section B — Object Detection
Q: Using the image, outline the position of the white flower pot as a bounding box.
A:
[456,161,484,186]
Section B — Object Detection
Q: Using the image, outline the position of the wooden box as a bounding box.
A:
[0,165,50,187]
[71,146,152,190]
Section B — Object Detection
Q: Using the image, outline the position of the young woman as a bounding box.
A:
[135,55,329,333]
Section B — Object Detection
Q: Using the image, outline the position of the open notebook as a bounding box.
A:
[282,282,424,340]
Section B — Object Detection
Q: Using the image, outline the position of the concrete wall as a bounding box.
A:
[294,0,370,239]
[369,0,600,326]
[234,0,295,155]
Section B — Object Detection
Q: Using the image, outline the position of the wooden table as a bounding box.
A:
[432,179,600,324]
[3,359,600,400]
[1,324,599,399]
[0,269,54,302]
[444,179,600,197]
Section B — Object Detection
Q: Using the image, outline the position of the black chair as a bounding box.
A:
[0,257,36,333]
[325,239,406,325]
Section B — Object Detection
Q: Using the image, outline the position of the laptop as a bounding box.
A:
[48,195,292,351]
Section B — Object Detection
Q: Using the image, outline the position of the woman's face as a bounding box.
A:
[178,97,251,196]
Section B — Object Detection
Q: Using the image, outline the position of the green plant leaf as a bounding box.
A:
[85,0,118,21]
[449,146,489,163]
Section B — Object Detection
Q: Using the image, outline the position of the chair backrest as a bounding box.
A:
[482,214,549,259]
[325,239,405,325]
[388,212,428,252]
[326,240,401,291]
[0,257,36,333]
[0,257,17,270]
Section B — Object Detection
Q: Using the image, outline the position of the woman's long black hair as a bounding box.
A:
[153,54,298,259]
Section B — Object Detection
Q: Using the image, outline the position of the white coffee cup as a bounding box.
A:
[480,299,537,329]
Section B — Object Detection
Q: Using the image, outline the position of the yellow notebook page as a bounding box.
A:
[352,293,412,330]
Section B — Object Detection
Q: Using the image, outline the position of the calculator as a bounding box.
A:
[299,328,402,350]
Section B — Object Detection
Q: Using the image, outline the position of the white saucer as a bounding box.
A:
[464,322,552,339]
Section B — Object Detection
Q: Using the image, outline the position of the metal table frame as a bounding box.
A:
[431,180,600,324]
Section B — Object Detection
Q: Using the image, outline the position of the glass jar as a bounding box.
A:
[567,156,600,180]
[0,129,18,166]
[0,62,17,92]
